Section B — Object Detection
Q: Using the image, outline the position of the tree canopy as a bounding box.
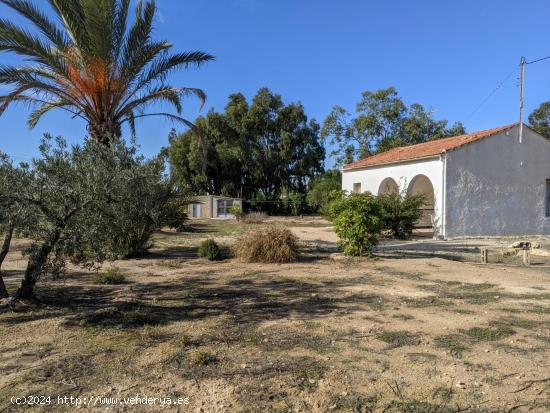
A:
[321,87,465,166]
[167,88,325,204]
[528,101,550,139]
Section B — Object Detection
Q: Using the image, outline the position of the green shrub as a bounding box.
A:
[163,199,189,231]
[198,239,221,260]
[234,226,298,263]
[229,204,244,221]
[329,193,383,256]
[288,192,307,216]
[306,170,342,215]
[191,351,218,366]
[96,268,126,284]
[378,192,425,239]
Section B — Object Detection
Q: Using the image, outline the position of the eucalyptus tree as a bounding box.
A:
[167,88,325,202]
[322,87,465,165]
[0,0,213,143]
[529,102,550,139]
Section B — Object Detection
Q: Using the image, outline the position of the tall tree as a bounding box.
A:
[0,0,213,143]
[322,87,465,165]
[167,88,325,202]
[528,102,550,139]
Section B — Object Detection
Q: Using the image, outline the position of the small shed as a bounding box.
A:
[188,195,242,219]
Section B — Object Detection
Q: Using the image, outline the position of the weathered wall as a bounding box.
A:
[445,125,550,238]
[189,196,243,219]
[341,158,444,237]
[188,196,213,218]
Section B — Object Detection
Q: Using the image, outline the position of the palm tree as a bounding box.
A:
[0,0,214,144]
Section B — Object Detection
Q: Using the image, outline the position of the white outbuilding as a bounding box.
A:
[341,123,550,239]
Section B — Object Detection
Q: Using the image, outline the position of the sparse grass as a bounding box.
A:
[376,330,420,348]
[526,305,550,314]
[376,267,425,280]
[295,360,325,391]
[462,326,516,342]
[157,258,185,268]
[433,334,469,357]
[137,325,164,342]
[405,296,453,308]
[4,231,550,411]
[191,351,218,366]
[95,268,125,284]
[392,313,414,321]
[329,393,378,412]
[420,281,501,305]
[450,308,476,315]
[490,316,543,330]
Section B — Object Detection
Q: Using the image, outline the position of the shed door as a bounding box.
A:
[192,203,201,218]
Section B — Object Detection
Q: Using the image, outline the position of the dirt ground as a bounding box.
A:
[0,217,549,412]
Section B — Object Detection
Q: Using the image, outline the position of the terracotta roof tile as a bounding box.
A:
[342,123,517,170]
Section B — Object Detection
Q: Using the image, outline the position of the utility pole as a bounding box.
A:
[519,56,526,143]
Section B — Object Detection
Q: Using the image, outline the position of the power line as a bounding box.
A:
[465,65,519,122]
[526,55,550,65]
[465,54,550,123]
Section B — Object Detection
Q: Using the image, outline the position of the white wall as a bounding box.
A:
[445,126,550,238]
[342,158,444,237]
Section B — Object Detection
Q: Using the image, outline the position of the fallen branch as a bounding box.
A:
[512,377,550,393]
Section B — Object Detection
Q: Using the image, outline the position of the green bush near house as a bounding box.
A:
[378,192,425,239]
[198,239,221,261]
[329,193,383,256]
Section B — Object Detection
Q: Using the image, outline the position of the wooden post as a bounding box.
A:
[480,248,488,264]
[522,249,531,266]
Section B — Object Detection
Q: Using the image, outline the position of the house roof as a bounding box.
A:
[342,123,518,171]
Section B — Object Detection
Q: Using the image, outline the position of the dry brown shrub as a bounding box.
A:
[242,211,269,224]
[234,226,298,263]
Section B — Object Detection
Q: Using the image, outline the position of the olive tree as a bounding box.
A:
[0,136,173,299]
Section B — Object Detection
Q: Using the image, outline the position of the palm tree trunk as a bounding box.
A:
[87,120,121,145]
[0,222,14,298]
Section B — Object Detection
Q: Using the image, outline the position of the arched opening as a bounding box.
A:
[407,174,435,229]
[378,177,399,196]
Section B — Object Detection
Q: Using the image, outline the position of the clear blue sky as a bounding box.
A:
[1,0,550,167]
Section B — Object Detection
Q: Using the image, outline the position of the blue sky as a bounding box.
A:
[1,0,550,167]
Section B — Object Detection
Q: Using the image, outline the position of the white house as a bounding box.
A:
[341,123,550,239]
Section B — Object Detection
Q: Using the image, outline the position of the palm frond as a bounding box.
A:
[0,18,66,72]
[28,99,70,128]
[131,51,214,95]
[112,0,130,58]
[119,0,156,80]
[119,40,170,90]
[0,0,68,48]
[47,0,89,54]
[117,86,185,117]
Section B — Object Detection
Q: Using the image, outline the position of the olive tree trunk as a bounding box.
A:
[0,222,14,298]
[15,229,61,300]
